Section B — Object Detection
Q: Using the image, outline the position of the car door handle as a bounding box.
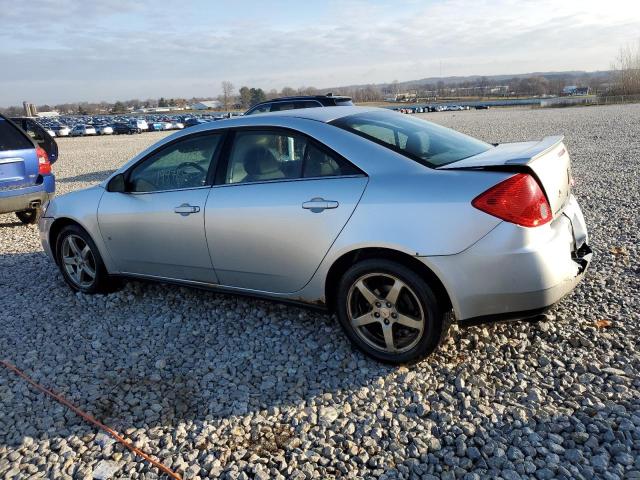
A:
[302,198,339,211]
[174,204,200,216]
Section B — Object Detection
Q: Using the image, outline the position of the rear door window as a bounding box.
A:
[269,102,297,112]
[224,130,306,184]
[302,143,361,178]
[295,101,322,109]
[0,117,33,151]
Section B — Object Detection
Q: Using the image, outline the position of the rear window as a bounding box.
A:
[335,98,353,106]
[0,118,33,151]
[331,110,491,167]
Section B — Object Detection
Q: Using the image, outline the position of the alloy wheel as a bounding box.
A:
[61,234,97,288]
[346,273,425,354]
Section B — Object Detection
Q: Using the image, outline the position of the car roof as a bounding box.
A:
[258,94,351,103]
[237,105,382,124]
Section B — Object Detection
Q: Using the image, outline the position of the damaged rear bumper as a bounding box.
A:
[423,194,592,325]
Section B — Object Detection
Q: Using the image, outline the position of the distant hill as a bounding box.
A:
[326,70,614,92]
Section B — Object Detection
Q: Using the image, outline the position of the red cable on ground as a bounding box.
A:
[0,359,182,480]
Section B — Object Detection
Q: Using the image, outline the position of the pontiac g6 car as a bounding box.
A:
[38,107,591,364]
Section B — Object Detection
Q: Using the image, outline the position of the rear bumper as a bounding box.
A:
[425,194,592,323]
[0,177,55,215]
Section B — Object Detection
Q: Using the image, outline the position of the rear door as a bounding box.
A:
[205,128,367,293]
[0,116,38,191]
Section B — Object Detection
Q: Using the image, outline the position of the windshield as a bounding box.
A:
[331,110,491,167]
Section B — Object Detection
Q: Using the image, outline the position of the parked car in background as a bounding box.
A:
[69,125,97,136]
[39,106,591,364]
[130,119,148,131]
[244,94,353,115]
[10,117,59,164]
[0,115,55,224]
[95,125,114,135]
[147,122,164,132]
[51,125,71,137]
[112,122,140,135]
[184,118,210,128]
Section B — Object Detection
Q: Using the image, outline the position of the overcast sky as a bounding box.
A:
[1,0,638,107]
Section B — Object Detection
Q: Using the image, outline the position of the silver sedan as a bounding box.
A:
[39,107,591,363]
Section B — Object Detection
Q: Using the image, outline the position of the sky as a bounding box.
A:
[1,0,639,107]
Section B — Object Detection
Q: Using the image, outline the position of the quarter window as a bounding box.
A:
[246,104,271,115]
[128,134,222,192]
[302,143,360,178]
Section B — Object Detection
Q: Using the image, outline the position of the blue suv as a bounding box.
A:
[0,115,56,224]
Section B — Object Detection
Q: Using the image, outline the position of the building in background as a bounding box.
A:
[36,111,59,118]
[22,101,37,116]
[562,86,590,96]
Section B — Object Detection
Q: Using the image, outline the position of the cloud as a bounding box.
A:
[0,0,638,106]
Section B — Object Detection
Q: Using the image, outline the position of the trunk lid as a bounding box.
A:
[440,135,572,217]
[0,149,39,191]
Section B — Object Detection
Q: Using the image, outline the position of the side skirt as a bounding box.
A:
[111,272,328,312]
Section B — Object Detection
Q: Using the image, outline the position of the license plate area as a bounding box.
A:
[0,158,26,183]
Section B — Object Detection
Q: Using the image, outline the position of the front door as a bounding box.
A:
[205,128,367,293]
[98,133,223,283]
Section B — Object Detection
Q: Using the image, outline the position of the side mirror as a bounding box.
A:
[107,173,126,193]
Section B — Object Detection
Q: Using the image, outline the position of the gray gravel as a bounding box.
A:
[1,106,639,479]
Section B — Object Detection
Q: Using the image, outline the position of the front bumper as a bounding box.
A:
[39,216,56,262]
[425,194,592,324]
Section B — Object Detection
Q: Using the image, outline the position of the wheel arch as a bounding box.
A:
[324,247,453,314]
[48,217,94,265]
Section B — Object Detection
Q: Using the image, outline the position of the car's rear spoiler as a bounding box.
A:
[438,136,565,170]
[440,135,572,217]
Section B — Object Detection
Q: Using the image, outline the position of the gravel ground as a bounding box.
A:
[0,105,638,480]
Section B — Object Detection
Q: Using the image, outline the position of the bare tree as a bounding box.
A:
[611,40,640,95]
[221,81,235,110]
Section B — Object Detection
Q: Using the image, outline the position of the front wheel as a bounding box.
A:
[336,259,449,364]
[16,208,40,224]
[55,225,119,294]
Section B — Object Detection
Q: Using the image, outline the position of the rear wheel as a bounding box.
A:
[16,208,40,224]
[55,225,119,294]
[336,259,449,364]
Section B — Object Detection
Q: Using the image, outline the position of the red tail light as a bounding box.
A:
[472,173,551,227]
[36,147,51,175]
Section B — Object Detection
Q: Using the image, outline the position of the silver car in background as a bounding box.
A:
[38,107,591,363]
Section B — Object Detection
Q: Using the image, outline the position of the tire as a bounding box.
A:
[336,259,449,364]
[55,224,119,294]
[16,208,40,224]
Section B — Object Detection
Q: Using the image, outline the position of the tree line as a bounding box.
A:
[3,41,639,117]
